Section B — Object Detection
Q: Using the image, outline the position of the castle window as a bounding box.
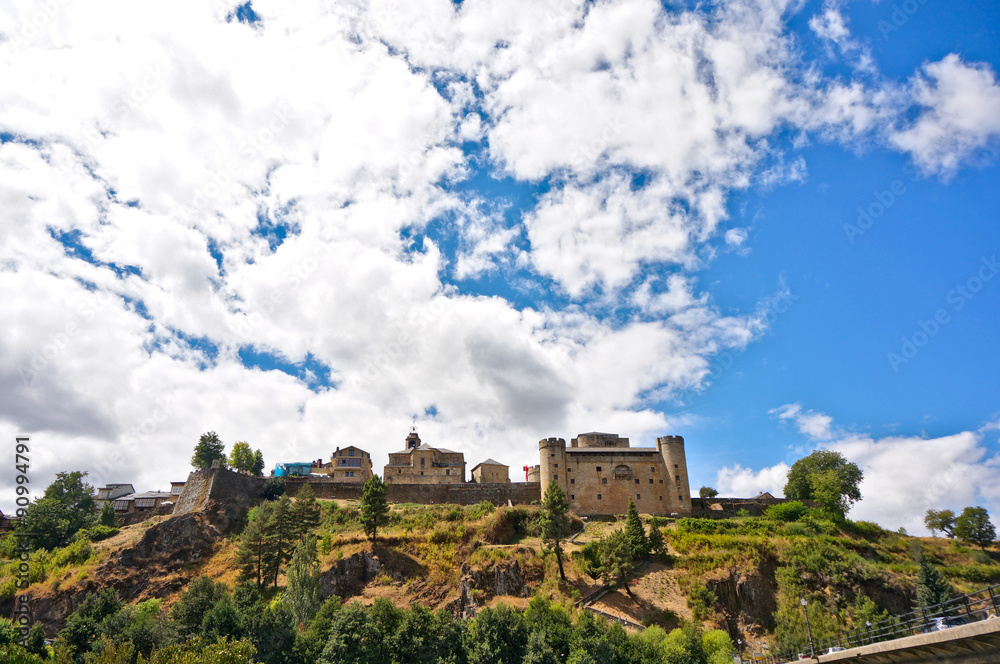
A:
[651,467,656,472]
[659,496,663,501]
[597,494,602,500]
[674,464,678,468]
[634,479,640,485]
[596,466,602,472]
[659,480,663,484]
[675,475,680,481]
[602,478,607,484]
[421,458,425,466]
[636,494,641,500]
[570,494,575,500]
[567,468,572,472]
[570,479,575,484]
[613,465,633,480]
[678,495,683,501]
[649,479,653,484]
[554,464,558,468]
[446,470,450,475]
[420,472,424,476]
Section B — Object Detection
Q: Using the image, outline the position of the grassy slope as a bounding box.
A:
[2,500,998,651]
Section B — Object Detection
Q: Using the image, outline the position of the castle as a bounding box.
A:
[539,432,692,517]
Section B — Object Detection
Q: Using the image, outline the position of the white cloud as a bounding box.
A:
[723,405,1000,533]
[891,54,1000,177]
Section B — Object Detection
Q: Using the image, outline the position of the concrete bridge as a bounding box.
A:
[786,618,1000,664]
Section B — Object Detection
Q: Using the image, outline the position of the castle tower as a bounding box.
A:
[657,435,691,515]
[538,437,567,491]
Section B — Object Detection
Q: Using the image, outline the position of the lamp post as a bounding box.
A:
[800,598,816,659]
[865,620,872,645]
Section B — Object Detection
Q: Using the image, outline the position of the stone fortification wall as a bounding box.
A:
[172,467,266,516]
[285,478,541,505]
[689,497,811,518]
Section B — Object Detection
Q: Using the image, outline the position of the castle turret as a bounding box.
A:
[657,435,691,515]
[538,437,567,491]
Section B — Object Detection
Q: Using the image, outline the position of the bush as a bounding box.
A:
[261,477,286,501]
[466,501,496,521]
[481,507,535,544]
[76,525,119,542]
[765,501,807,522]
[51,539,92,568]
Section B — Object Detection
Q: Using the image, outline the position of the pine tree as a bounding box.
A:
[538,478,572,580]
[624,499,649,559]
[191,431,226,469]
[99,501,117,528]
[914,547,955,610]
[252,449,266,477]
[236,502,275,588]
[648,520,666,555]
[267,497,297,587]
[596,529,636,597]
[284,535,323,625]
[290,483,322,539]
[361,475,389,546]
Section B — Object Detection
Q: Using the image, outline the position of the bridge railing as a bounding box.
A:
[759,583,1000,663]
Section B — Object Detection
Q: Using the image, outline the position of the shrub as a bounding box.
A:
[481,507,535,544]
[466,501,496,521]
[52,539,92,568]
[765,501,807,522]
[76,525,119,542]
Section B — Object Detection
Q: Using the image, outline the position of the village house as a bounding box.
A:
[384,430,466,484]
[470,459,510,483]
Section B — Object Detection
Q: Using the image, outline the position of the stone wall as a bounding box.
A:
[172,467,266,517]
[285,478,541,505]
[689,496,811,518]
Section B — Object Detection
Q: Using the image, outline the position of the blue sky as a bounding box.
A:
[1,0,999,533]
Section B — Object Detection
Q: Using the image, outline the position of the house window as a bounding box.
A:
[349,449,354,456]
[651,467,656,472]
[446,470,450,475]
[420,471,424,476]
[570,479,575,484]
[602,478,607,484]
[421,458,425,466]
[597,494,602,500]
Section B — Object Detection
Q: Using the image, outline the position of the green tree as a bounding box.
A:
[55,587,123,662]
[624,499,649,559]
[954,506,996,550]
[465,603,528,664]
[236,502,275,588]
[191,431,226,470]
[252,449,266,477]
[285,535,323,625]
[596,529,637,598]
[290,483,322,539]
[914,547,955,610]
[647,521,666,555]
[98,501,116,528]
[698,486,719,499]
[784,450,863,518]
[360,475,389,546]
[266,497,297,587]
[170,575,229,637]
[228,442,260,474]
[201,594,245,643]
[25,471,96,550]
[702,629,734,664]
[538,478,572,580]
[924,509,957,538]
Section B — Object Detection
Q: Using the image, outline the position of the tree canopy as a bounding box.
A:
[361,475,389,545]
[26,471,96,550]
[191,431,227,469]
[698,486,719,498]
[923,509,957,538]
[228,441,265,476]
[784,450,863,518]
[538,478,572,580]
[954,506,996,550]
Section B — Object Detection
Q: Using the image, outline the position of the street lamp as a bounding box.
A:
[865,620,872,645]
[800,598,816,659]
